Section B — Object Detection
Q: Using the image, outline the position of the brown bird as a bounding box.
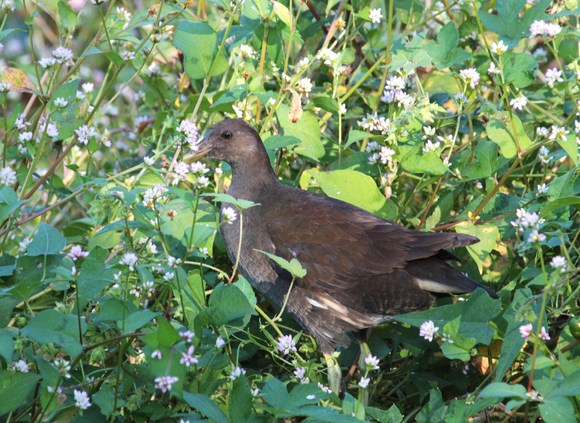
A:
[194,119,496,389]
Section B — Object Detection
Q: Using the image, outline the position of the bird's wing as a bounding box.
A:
[263,188,478,292]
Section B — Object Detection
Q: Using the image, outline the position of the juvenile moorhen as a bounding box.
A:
[194,119,496,389]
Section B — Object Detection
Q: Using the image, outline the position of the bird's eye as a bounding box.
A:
[221,130,232,139]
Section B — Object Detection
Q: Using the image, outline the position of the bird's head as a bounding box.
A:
[187,119,263,164]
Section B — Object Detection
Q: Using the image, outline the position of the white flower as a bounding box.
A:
[357,112,390,134]
[537,146,551,164]
[39,57,56,68]
[116,6,131,21]
[82,82,94,93]
[419,320,439,342]
[423,139,440,153]
[142,183,167,208]
[18,237,32,252]
[490,40,508,55]
[147,62,161,77]
[317,383,332,393]
[548,125,569,142]
[294,367,307,381]
[222,207,237,224]
[519,323,534,340]
[74,390,92,410]
[530,20,562,38]
[538,326,550,341]
[510,95,528,111]
[53,358,72,379]
[238,44,255,59]
[179,330,195,343]
[180,346,198,367]
[358,376,370,389]
[536,183,549,195]
[338,103,347,115]
[75,125,98,145]
[379,146,395,165]
[12,360,29,373]
[317,48,338,66]
[296,56,310,69]
[369,8,383,24]
[527,229,546,243]
[276,334,297,355]
[176,120,199,148]
[120,50,136,61]
[54,97,68,108]
[0,81,10,93]
[488,62,501,75]
[154,375,179,393]
[549,255,566,271]
[215,337,226,348]
[460,68,480,89]
[52,47,73,64]
[306,394,316,400]
[68,245,89,261]
[0,166,17,185]
[144,156,155,165]
[163,271,174,281]
[229,366,246,380]
[151,350,162,359]
[545,68,563,86]
[296,77,313,94]
[364,354,380,370]
[119,252,138,271]
[536,127,549,137]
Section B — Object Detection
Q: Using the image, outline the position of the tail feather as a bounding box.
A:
[407,258,498,298]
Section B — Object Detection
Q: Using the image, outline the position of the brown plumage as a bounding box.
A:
[197,119,497,354]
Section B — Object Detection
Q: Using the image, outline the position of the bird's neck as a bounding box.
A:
[228,155,278,200]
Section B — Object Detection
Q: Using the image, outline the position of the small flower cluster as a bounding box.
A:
[222,207,237,224]
[276,334,297,355]
[176,120,200,149]
[39,46,74,68]
[179,329,199,367]
[357,112,391,134]
[460,68,480,89]
[511,208,546,246]
[357,354,381,390]
[142,183,168,209]
[366,141,395,166]
[529,20,562,38]
[519,323,550,341]
[381,75,413,108]
[155,375,179,393]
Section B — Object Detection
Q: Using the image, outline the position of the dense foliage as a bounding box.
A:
[0,0,579,421]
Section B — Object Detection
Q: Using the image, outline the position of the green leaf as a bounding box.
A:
[26,223,66,256]
[21,309,86,356]
[478,382,527,399]
[272,1,292,26]
[309,95,339,113]
[50,79,81,139]
[502,52,538,88]
[344,130,372,148]
[0,330,14,362]
[0,371,41,417]
[395,290,501,345]
[229,376,252,421]
[399,143,449,176]
[486,112,532,158]
[263,135,301,150]
[426,22,471,69]
[0,186,27,223]
[124,309,157,334]
[440,342,472,362]
[174,21,227,80]
[202,192,259,210]
[182,392,229,423]
[416,388,447,423]
[479,0,552,46]
[539,396,576,423]
[366,404,404,423]
[494,288,535,380]
[256,250,307,278]
[276,104,325,161]
[57,0,77,30]
[455,222,499,273]
[460,141,500,179]
[556,133,579,165]
[301,168,388,216]
[199,283,255,327]
[77,247,115,308]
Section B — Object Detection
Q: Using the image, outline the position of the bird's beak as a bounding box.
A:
[184,129,213,163]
